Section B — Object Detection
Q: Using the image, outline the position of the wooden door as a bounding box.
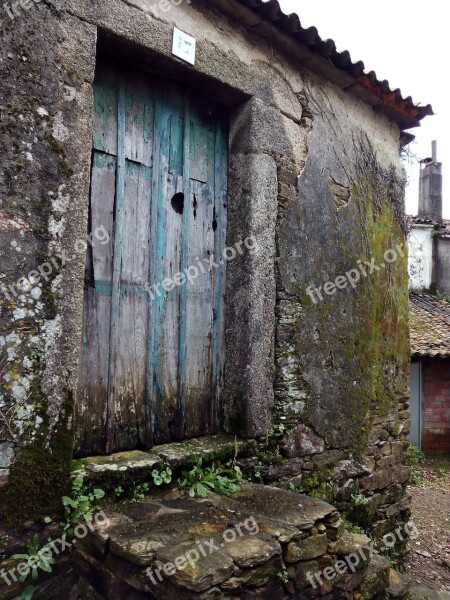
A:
[75,59,228,456]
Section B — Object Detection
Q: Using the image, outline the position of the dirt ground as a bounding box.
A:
[404,458,450,592]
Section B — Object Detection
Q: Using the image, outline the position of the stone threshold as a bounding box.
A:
[72,434,257,489]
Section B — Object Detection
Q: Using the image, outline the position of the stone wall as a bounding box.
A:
[0,1,96,521]
[0,0,412,533]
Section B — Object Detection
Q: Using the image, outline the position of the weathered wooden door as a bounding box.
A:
[75,59,228,456]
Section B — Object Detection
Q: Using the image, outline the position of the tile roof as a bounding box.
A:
[236,0,433,129]
[407,216,450,237]
[410,293,450,358]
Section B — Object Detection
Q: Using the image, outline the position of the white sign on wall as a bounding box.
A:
[172,27,196,66]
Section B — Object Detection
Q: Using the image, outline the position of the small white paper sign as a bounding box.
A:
[172,27,196,66]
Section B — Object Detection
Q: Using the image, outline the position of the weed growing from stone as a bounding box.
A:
[113,485,124,499]
[379,542,404,569]
[130,483,150,503]
[350,493,370,507]
[152,466,172,486]
[178,459,242,498]
[343,519,366,535]
[277,562,289,584]
[11,534,56,600]
[61,476,105,535]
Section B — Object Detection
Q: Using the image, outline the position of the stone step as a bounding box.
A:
[72,434,257,490]
[74,483,347,598]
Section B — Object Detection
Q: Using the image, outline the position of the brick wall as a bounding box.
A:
[422,358,450,454]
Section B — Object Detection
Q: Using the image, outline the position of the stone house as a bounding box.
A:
[408,146,450,454]
[0,0,433,594]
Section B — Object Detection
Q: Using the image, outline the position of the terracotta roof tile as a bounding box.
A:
[410,293,450,358]
[236,0,433,129]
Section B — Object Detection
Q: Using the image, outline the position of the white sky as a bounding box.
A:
[277,0,448,217]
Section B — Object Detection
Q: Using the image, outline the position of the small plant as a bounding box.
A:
[62,476,105,535]
[113,485,124,499]
[438,467,448,478]
[406,444,425,466]
[130,482,150,503]
[343,520,366,535]
[379,543,403,568]
[152,466,172,486]
[351,493,370,507]
[410,471,423,486]
[277,562,289,584]
[292,473,320,495]
[12,534,56,600]
[178,459,242,498]
[268,423,286,438]
[253,470,263,483]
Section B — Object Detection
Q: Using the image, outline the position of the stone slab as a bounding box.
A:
[149,434,256,468]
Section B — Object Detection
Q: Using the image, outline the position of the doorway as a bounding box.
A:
[75,58,229,456]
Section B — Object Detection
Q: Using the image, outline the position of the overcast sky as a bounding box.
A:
[277,0,447,217]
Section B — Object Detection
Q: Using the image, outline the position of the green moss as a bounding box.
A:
[41,281,58,318]
[0,389,74,526]
[308,135,409,454]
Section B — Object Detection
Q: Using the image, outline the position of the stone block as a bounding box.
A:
[222,534,281,568]
[285,534,328,563]
[359,466,411,491]
[355,554,389,597]
[260,458,304,481]
[280,424,325,458]
[388,568,412,598]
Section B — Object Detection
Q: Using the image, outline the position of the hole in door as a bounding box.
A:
[171,192,185,215]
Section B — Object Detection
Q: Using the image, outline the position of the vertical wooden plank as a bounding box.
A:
[125,69,153,167]
[105,71,127,454]
[109,161,152,450]
[182,109,216,438]
[153,85,185,441]
[176,94,192,439]
[92,60,118,155]
[108,69,154,451]
[75,154,116,456]
[190,122,208,183]
[148,82,176,445]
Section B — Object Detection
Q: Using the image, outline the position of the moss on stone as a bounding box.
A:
[0,389,74,526]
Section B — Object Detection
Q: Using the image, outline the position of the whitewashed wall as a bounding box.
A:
[408,225,434,290]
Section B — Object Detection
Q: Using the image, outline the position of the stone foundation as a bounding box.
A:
[71,484,393,599]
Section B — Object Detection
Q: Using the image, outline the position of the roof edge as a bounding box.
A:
[234,0,433,130]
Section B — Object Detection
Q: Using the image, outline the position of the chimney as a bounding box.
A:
[418,140,443,223]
